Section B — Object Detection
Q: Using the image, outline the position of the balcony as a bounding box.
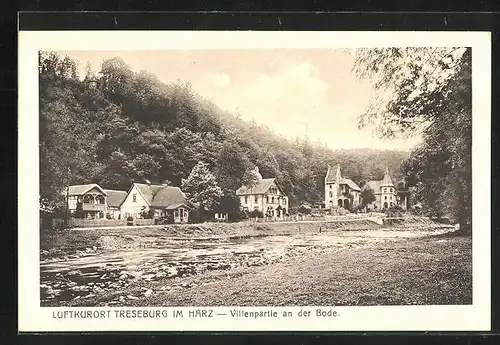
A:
[82,203,106,211]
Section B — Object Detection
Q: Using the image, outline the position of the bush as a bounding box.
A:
[155,213,174,225]
[188,208,212,224]
[249,209,264,218]
[140,209,155,219]
[229,209,248,222]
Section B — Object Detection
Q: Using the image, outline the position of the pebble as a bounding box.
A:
[144,289,153,297]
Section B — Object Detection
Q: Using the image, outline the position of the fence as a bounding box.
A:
[65,218,155,228]
[245,212,404,224]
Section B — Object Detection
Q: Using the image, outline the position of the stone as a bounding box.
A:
[144,289,153,297]
[119,274,128,280]
[127,295,139,300]
[155,272,167,279]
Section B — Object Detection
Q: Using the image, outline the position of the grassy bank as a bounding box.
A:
[136,235,472,306]
[58,234,471,307]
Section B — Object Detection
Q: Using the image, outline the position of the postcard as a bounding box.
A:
[18,30,491,332]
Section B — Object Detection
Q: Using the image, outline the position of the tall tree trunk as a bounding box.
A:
[454,173,472,237]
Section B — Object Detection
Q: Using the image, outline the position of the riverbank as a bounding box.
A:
[40,221,465,307]
[40,218,450,260]
[44,233,471,307]
[40,220,379,259]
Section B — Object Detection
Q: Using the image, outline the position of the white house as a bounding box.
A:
[236,167,289,218]
[103,189,127,219]
[364,168,406,210]
[120,182,192,223]
[66,184,108,219]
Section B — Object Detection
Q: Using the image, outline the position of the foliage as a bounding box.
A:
[352,47,472,235]
[298,205,312,215]
[140,209,155,219]
[360,188,376,207]
[249,209,264,218]
[39,52,409,216]
[181,161,223,213]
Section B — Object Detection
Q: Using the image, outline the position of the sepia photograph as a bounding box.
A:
[38,46,473,307]
[18,30,491,332]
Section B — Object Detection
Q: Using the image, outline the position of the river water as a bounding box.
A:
[40,227,453,305]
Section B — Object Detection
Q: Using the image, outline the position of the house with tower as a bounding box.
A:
[324,164,362,210]
[363,168,407,210]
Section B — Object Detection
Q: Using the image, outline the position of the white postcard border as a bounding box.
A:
[18,30,491,332]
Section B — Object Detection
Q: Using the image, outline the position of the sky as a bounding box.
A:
[60,49,422,151]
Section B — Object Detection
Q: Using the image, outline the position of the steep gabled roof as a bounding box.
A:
[129,183,190,209]
[150,186,190,208]
[236,178,278,196]
[340,177,361,191]
[68,184,107,196]
[103,189,127,207]
[325,164,341,183]
[381,168,395,187]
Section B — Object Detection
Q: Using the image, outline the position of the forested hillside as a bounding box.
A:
[39,52,408,214]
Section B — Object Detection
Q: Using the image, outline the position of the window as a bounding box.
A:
[390,196,393,200]
[329,185,332,189]
[283,199,286,205]
[329,191,333,197]
[133,194,137,203]
[174,210,179,217]
[384,188,387,193]
[272,197,275,203]
[266,196,269,203]
[385,196,387,200]
[255,196,258,203]
[244,196,248,203]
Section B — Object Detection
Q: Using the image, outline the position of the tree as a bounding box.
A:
[352,47,471,235]
[360,188,376,208]
[215,189,245,221]
[241,167,261,190]
[181,161,223,215]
